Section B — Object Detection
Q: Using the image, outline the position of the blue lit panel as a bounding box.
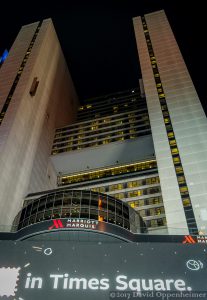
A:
[0,49,8,64]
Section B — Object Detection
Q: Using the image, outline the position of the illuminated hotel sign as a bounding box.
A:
[182,235,207,244]
[48,218,99,230]
[0,241,206,299]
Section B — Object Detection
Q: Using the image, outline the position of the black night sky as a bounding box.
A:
[0,0,206,114]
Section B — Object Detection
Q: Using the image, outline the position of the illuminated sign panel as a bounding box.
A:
[48,218,99,230]
[0,241,206,299]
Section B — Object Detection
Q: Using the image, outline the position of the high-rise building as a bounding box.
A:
[133,10,207,234]
[0,10,207,237]
[0,19,78,229]
[0,11,207,300]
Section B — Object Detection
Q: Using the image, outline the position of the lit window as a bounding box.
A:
[128,190,143,198]
[183,198,191,206]
[146,177,159,185]
[159,93,165,99]
[155,208,162,215]
[173,156,180,163]
[178,176,185,184]
[168,132,174,138]
[180,186,188,193]
[99,187,106,193]
[115,193,124,200]
[171,147,179,154]
[127,182,133,188]
[138,199,145,206]
[164,118,170,124]
[129,129,136,134]
[175,166,183,174]
[117,183,124,190]
[129,202,135,208]
[170,139,177,146]
[91,126,98,130]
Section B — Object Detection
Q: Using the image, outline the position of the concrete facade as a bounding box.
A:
[133,10,207,234]
[0,19,78,228]
[51,135,154,174]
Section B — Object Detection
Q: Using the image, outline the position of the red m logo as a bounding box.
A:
[182,235,196,244]
[48,219,64,230]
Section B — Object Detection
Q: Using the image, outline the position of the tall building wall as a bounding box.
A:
[27,20,79,194]
[133,10,207,234]
[0,19,78,228]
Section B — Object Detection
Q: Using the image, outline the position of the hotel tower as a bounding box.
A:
[0,10,207,236]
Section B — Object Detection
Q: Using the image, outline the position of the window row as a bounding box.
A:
[78,99,142,114]
[145,217,166,228]
[78,93,140,112]
[125,186,161,198]
[90,176,159,193]
[128,196,163,208]
[94,187,161,201]
[77,103,148,122]
[54,120,150,143]
[52,130,151,154]
[53,125,150,149]
[54,110,149,137]
[138,206,165,217]
[59,160,157,185]
[92,186,161,200]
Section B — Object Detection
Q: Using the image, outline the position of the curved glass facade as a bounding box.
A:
[14,190,147,233]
